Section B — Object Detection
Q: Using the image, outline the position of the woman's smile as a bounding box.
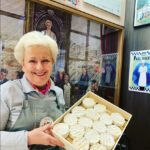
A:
[32,72,47,78]
[33,72,46,75]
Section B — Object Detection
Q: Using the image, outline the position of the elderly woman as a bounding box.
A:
[0,31,65,150]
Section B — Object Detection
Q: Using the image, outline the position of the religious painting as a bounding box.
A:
[99,53,117,88]
[31,3,71,77]
[129,50,150,93]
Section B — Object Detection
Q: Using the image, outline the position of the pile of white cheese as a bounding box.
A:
[53,97,125,150]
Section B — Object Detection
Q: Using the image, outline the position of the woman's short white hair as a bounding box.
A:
[14,31,58,64]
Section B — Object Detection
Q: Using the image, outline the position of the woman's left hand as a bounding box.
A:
[27,125,64,147]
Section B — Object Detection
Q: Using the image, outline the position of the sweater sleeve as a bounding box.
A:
[0,82,28,150]
[0,96,9,130]
[0,131,29,150]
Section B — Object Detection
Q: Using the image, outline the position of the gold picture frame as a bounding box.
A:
[25,0,124,106]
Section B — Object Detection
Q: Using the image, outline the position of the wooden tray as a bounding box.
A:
[52,91,132,150]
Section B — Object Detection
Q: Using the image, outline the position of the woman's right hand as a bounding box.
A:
[27,125,64,147]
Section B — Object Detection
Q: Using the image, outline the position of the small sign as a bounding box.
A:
[129,50,150,94]
[84,0,122,16]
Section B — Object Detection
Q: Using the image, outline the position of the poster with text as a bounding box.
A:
[129,50,150,93]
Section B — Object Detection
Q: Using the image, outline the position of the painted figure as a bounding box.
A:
[102,61,116,86]
[0,68,8,85]
[64,73,71,109]
[55,68,65,91]
[87,80,102,96]
[41,19,57,41]
[78,66,89,96]
[138,60,147,90]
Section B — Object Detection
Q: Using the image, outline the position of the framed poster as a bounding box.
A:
[129,50,150,93]
[134,0,150,27]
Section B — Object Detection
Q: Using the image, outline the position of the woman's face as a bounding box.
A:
[22,45,53,87]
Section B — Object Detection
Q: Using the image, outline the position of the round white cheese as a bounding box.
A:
[100,113,112,125]
[71,106,86,118]
[78,117,93,129]
[107,125,122,139]
[111,113,125,127]
[53,123,69,138]
[82,98,96,108]
[85,108,100,121]
[90,143,107,150]
[94,104,106,113]
[69,124,85,139]
[93,121,106,134]
[99,133,115,150]
[73,137,89,150]
[64,113,77,127]
[85,129,100,145]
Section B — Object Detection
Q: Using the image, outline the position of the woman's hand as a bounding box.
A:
[27,125,64,147]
